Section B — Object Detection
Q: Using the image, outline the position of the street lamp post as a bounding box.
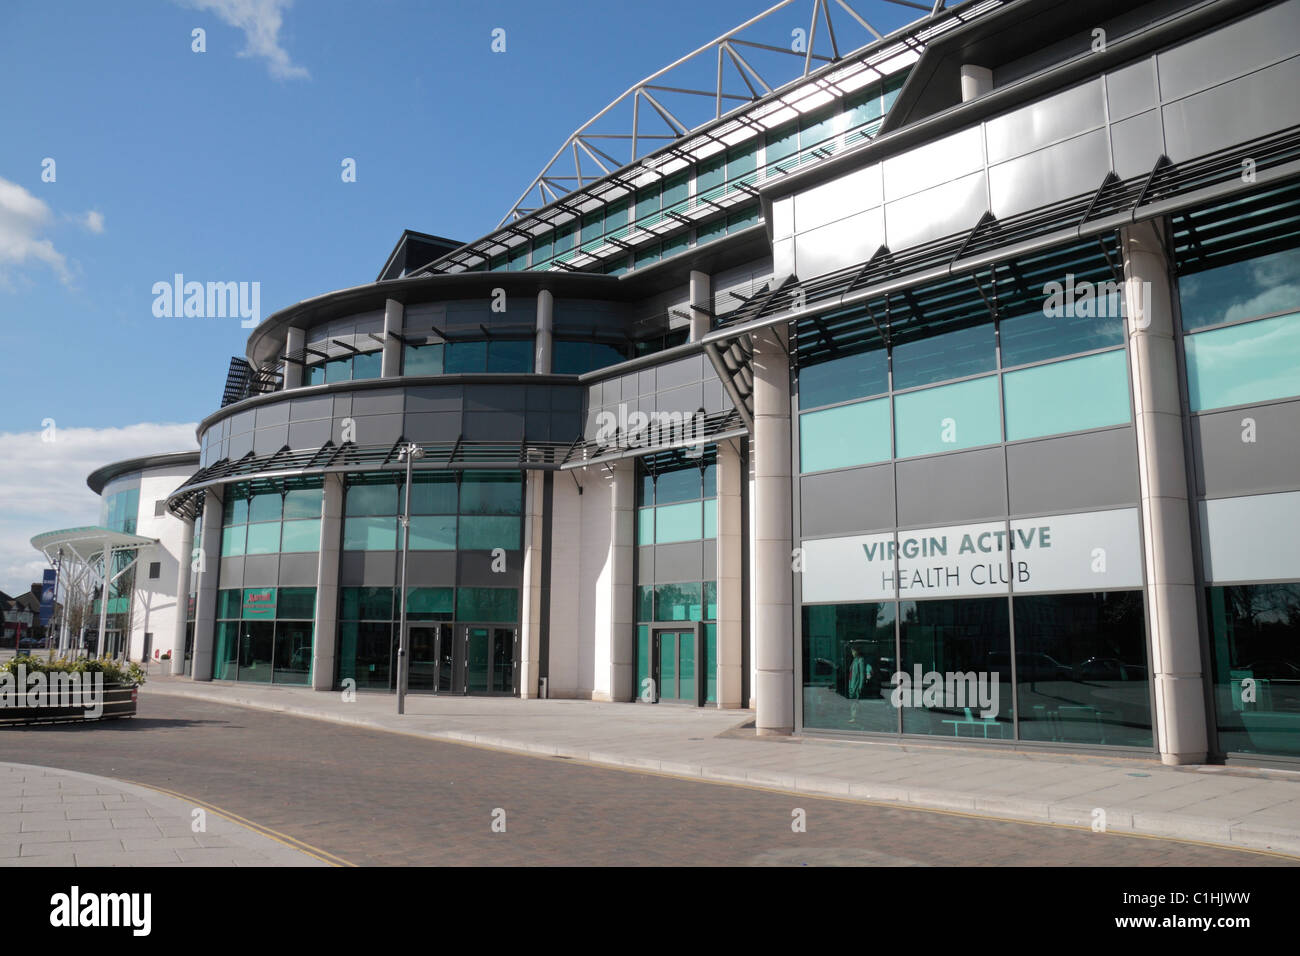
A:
[396,442,424,715]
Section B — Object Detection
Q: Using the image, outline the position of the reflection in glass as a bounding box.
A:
[1208,583,1300,757]
[899,598,1012,738]
[801,602,897,733]
[1014,592,1152,747]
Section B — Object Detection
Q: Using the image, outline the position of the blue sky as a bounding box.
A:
[0,0,916,593]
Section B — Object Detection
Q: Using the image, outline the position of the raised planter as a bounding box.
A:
[0,684,138,726]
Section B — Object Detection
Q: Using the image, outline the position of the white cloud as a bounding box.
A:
[0,176,71,286]
[0,422,198,597]
[182,0,310,80]
[81,209,105,234]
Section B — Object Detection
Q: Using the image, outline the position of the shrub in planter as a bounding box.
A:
[0,655,146,725]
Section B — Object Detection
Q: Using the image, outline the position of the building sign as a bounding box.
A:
[801,508,1143,603]
[39,569,57,627]
[242,588,277,619]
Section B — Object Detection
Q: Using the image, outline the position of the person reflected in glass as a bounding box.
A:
[848,645,871,724]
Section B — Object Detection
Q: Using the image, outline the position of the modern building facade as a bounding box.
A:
[52,0,1300,766]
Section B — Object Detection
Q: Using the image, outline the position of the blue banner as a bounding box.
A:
[39,569,56,627]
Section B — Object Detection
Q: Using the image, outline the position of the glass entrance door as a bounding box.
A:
[406,624,443,692]
[653,629,699,704]
[461,625,519,696]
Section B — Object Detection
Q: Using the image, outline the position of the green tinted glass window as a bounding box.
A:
[346,481,398,516]
[654,468,701,505]
[460,472,521,514]
[249,491,281,524]
[244,521,281,555]
[307,364,325,386]
[344,516,396,551]
[1179,247,1300,331]
[341,587,393,620]
[220,525,245,557]
[654,501,702,543]
[404,343,444,376]
[459,516,519,550]
[892,323,996,390]
[456,587,518,623]
[703,499,717,539]
[655,582,702,622]
[637,508,655,545]
[352,350,382,380]
[487,339,533,373]
[408,515,457,550]
[325,357,352,383]
[799,346,888,409]
[279,519,321,553]
[446,341,487,373]
[637,585,654,622]
[283,486,322,519]
[277,587,316,620]
[1000,308,1124,368]
[1003,350,1130,440]
[218,588,242,619]
[799,397,890,473]
[407,587,454,620]
[893,376,1001,458]
[1185,312,1300,411]
[411,474,457,514]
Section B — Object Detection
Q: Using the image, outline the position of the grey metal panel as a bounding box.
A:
[989,129,1110,219]
[348,413,403,445]
[403,412,461,442]
[458,551,523,587]
[290,395,332,421]
[884,173,986,252]
[552,387,582,411]
[352,389,405,415]
[703,378,725,412]
[637,545,655,585]
[1192,399,1300,498]
[882,125,984,202]
[1162,55,1300,162]
[228,410,256,435]
[656,383,705,415]
[1109,110,1166,179]
[276,553,319,587]
[1106,57,1157,122]
[255,402,290,428]
[702,539,717,581]
[895,447,1006,526]
[985,78,1105,165]
[339,551,366,586]
[794,161,882,234]
[405,550,457,584]
[1156,1,1300,102]
[218,557,243,587]
[252,424,288,455]
[655,355,703,391]
[227,431,253,459]
[773,237,794,280]
[333,394,352,418]
[653,542,703,584]
[799,464,895,537]
[242,555,279,585]
[360,550,397,586]
[638,369,655,396]
[1006,428,1139,515]
[525,411,552,440]
[288,418,331,449]
[462,411,525,440]
[464,385,526,412]
[586,381,603,408]
[552,410,582,439]
[794,206,885,282]
[526,386,553,410]
[405,387,462,413]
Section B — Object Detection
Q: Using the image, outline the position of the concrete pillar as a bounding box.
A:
[283,326,305,390]
[172,515,194,661]
[381,299,403,378]
[535,290,554,375]
[593,462,635,701]
[312,473,343,691]
[1122,220,1208,765]
[191,487,224,681]
[960,64,992,101]
[519,470,545,698]
[689,270,711,342]
[751,326,794,734]
[715,439,744,708]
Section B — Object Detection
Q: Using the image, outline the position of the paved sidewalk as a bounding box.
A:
[142,677,1300,859]
[0,761,333,867]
